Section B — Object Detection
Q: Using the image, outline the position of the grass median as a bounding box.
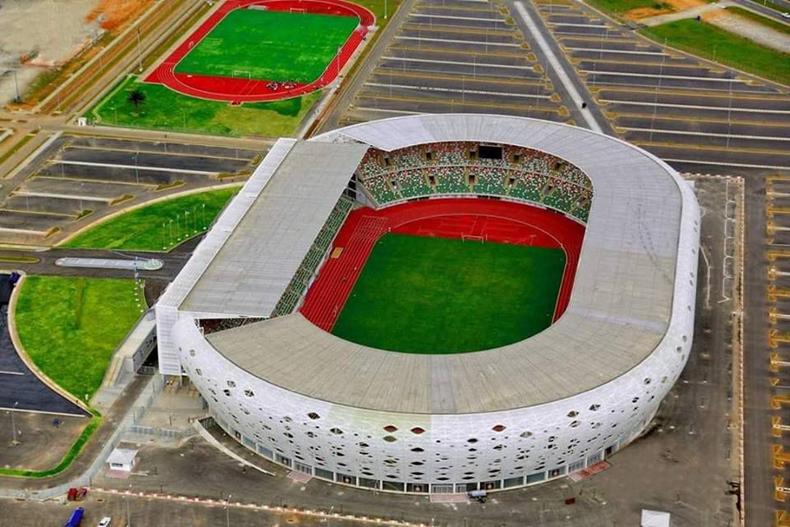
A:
[14,276,146,403]
[641,19,790,85]
[88,75,322,137]
[63,187,239,252]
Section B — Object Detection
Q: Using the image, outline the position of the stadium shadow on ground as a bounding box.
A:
[331,233,565,354]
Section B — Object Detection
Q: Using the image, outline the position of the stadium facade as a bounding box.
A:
[156,114,700,494]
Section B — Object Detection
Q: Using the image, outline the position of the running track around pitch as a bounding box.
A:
[300,198,585,332]
[145,0,375,103]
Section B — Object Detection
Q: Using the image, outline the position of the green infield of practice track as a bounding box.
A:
[175,9,359,83]
[14,276,146,402]
[89,75,321,137]
[332,234,565,354]
[63,187,239,252]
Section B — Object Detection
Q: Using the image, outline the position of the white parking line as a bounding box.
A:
[551,22,609,28]
[566,47,669,56]
[663,158,790,170]
[0,226,47,235]
[366,82,552,99]
[584,70,750,82]
[411,13,505,22]
[381,56,534,70]
[396,35,519,47]
[56,160,217,175]
[514,2,603,133]
[600,99,790,114]
[14,191,115,202]
[353,107,423,115]
[620,127,790,141]
[0,370,24,376]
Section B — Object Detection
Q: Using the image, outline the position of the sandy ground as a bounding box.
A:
[0,411,88,471]
[704,9,790,52]
[625,0,708,21]
[0,0,100,104]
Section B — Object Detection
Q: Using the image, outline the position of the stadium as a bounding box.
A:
[156,114,700,495]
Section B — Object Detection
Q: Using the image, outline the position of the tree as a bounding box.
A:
[127,88,146,109]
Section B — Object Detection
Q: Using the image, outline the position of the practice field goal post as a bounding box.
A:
[289,7,307,13]
[233,69,252,79]
[462,234,486,243]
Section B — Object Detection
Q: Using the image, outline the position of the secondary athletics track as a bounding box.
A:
[301,198,585,333]
[145,0,374,103]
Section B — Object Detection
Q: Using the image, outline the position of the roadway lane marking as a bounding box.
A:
[0,370,24,376]
[514,1,603,133]
[381,56,535,69]
[583,70,750,82]
[620,127,790,141]
[410,13,506,22]
[566,47,669,56]
[55,160,218,175]
[600,99,790,114]
[366,82,552,99]
[663,158,790,170]
[396,35,520,47]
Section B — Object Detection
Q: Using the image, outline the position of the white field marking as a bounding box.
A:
[663,158,790,170]
[396,35,519,46]
[566,47,669,56]
[14,191,115,202]
[55,160,217,175]
[583,70,751,82]
[0,370,24,376]
[620,127,790,141]
[366,82,552,99]
[600,99,790,114]
[381,56,535,69]
[514,2,603,132]
[410,13,505,22]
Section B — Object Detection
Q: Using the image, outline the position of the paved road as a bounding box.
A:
[734,0,790,22]
[0,299,86,416]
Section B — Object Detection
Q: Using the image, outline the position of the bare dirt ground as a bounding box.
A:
[624,0,707,21]
[0,411,88,471]
[86,0,155,31]
[0,0,100,104]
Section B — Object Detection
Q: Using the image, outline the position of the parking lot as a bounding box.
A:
[339,0,570,125]
[533,0,790,175]
[763,175,790,513]
[0,136,260,246]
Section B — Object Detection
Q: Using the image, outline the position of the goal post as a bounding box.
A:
[289,7,307,14]
[462,234,485,243]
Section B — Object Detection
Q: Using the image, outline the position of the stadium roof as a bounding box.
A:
[179,139,368,317]
[178,114,698,414]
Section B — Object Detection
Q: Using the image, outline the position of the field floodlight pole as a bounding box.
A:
[225,494,232,527]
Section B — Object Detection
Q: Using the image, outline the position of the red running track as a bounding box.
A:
[300,198,585,332]
[144,0,375,103]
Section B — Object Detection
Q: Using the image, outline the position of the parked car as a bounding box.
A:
[97,517,112,527]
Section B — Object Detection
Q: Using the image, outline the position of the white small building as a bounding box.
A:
[641,509,671,527]
[106,448,138,472]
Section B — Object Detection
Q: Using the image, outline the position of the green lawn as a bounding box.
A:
[15,276,146,401]
[63,187,239,252]
[332,234,565,354]
[89,75,321,137]
[641,19,790,84]
[175,9,358,82]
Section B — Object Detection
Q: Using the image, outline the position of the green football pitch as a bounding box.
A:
[331,234,566,354]
[174,9,359,83]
